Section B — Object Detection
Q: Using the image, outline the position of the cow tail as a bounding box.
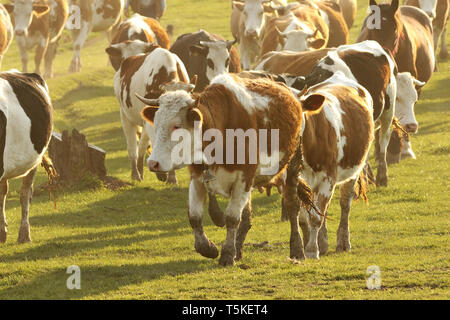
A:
[41,154,60,210]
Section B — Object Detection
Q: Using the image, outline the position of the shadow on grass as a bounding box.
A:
[0,259,214,299]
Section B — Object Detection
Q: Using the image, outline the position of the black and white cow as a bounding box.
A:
[0,71,53,243]
[170,29,241,92]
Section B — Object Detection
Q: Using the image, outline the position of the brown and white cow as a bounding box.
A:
[137,73,321,265]
[404,0,449,60]
[358,0,435,85]
[114,44,189,183]
[4,0,68,78]
[230,0,286,70]
[0,71,53,244]
[0,4,14,69]
[68,0,124,73]
[292,71,374,259]
[170,29,241,92]
[106,13,170,70]
[260,4,327,55]
[125,0,166,20]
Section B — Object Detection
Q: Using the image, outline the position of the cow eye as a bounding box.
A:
[207,58,214,70]
[171,124,182,131]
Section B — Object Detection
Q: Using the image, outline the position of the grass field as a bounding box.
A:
[0,0,448,300]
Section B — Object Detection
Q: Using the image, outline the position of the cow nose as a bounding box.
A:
[148,160,161,172]
[404,123,418,133]
[15,29,25,36]
[245,30,257,38]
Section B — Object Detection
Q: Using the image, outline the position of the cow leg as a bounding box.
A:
[400,135,416,160]
[336,178,357,253]
[219,180,251,266]
[189,177,219,259]
[376,110,394,187]
[120,111,141,181]
[318,218,329,255]
[70,23,90,73]
[439,25,448,60]
[235,194,252,261]
[34,41,48,75]
[167,170,177,184]
[137,127,150,180]
[239,41,252,70]
[18,167,37,243]
[208,194,225,227]
[17,42,28,73]
[305,184,334,259]
[44,41,58,79]
[0,179,8,243]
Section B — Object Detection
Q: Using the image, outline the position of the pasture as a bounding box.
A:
[0,0,448,299]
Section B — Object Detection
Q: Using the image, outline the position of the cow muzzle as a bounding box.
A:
[404,123,418,134]
[245,29,258,39]
[148,160,161,172]
[15,29,27,37]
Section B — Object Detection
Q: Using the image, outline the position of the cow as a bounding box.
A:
[0,4,13,69]
[260,4,328,55]
[0,71,53,244]
[113,44,189,184]
[170,29,241,92]
[68,0,124,73]
[230,0,287,70]
[4,0,68,78]
[136,73,322,265]
[404,0,449,60]
[358,0,435,86]
[329,0,357,29]
[290,71,374,259]
[106,13,170,70]
[125,0,166,20]
[255,48,331,75]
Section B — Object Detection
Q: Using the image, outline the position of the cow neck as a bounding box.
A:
[196,97,216,133]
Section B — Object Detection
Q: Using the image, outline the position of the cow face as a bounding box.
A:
[106,40,157,63]
[395,72,425,134]
[234,0,274,38]
[276,28,325,52]
[189,40,236,83]
[418,0,438,19]
[4,0,50,37]
[365,0,400,54]
[138,90,200,172]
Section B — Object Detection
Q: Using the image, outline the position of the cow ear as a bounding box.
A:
[105,44,122,57]
[302,94,325,113]
[189,45,208,57]
[33,4,50,17]
[390,0,399,12]
[4,4,14,14]
[308,38,326,49]
[141,106,159,124]
[369,0,378,7]
[187,107,203,126]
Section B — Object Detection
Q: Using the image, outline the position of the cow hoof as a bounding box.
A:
[305,250,319,260]
[235,249,243,261]
[219,254,235,266]
[195,239,219,259]
[155,172,168,182]
[0,228,7,243]
[131,172,142,182]
[167,176,178,185]
[376,174,388,187]
[18,226,31,244]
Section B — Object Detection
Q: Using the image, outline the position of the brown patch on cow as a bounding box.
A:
[337,49,391,120]
[315,0,348,47]
[144,66,176,99]
[120,54,147,108]
[142,17,170,49]
[228,46,241,73]
[258,48,330,75]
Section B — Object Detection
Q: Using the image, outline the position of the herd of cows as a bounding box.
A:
[0,0,447,266]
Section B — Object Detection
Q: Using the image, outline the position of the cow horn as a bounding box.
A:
[226,39,237,48]
[413,78,426,88]
[135,93,160,106]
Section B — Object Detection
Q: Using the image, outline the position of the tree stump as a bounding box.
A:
[48,129,107,182]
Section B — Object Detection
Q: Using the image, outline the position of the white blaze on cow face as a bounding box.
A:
[144,91,198,172]
[395,72,424,133]
[8,0,49,37]
[235,0,273,38]
[418,0,438,18]
[278,28,324,52]
[199,41,233,83]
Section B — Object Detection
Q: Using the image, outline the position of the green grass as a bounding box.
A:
[0,0,448,300]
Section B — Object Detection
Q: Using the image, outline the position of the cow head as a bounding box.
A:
[4,0,50,37]
[364,0,401,55]
[276,27,325,52]
[106,40,158,68]
[189,40,236,83]
[137,87,201,172]
[395,72,425,134]
[233,0,275,38]
[418,0,438,19]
